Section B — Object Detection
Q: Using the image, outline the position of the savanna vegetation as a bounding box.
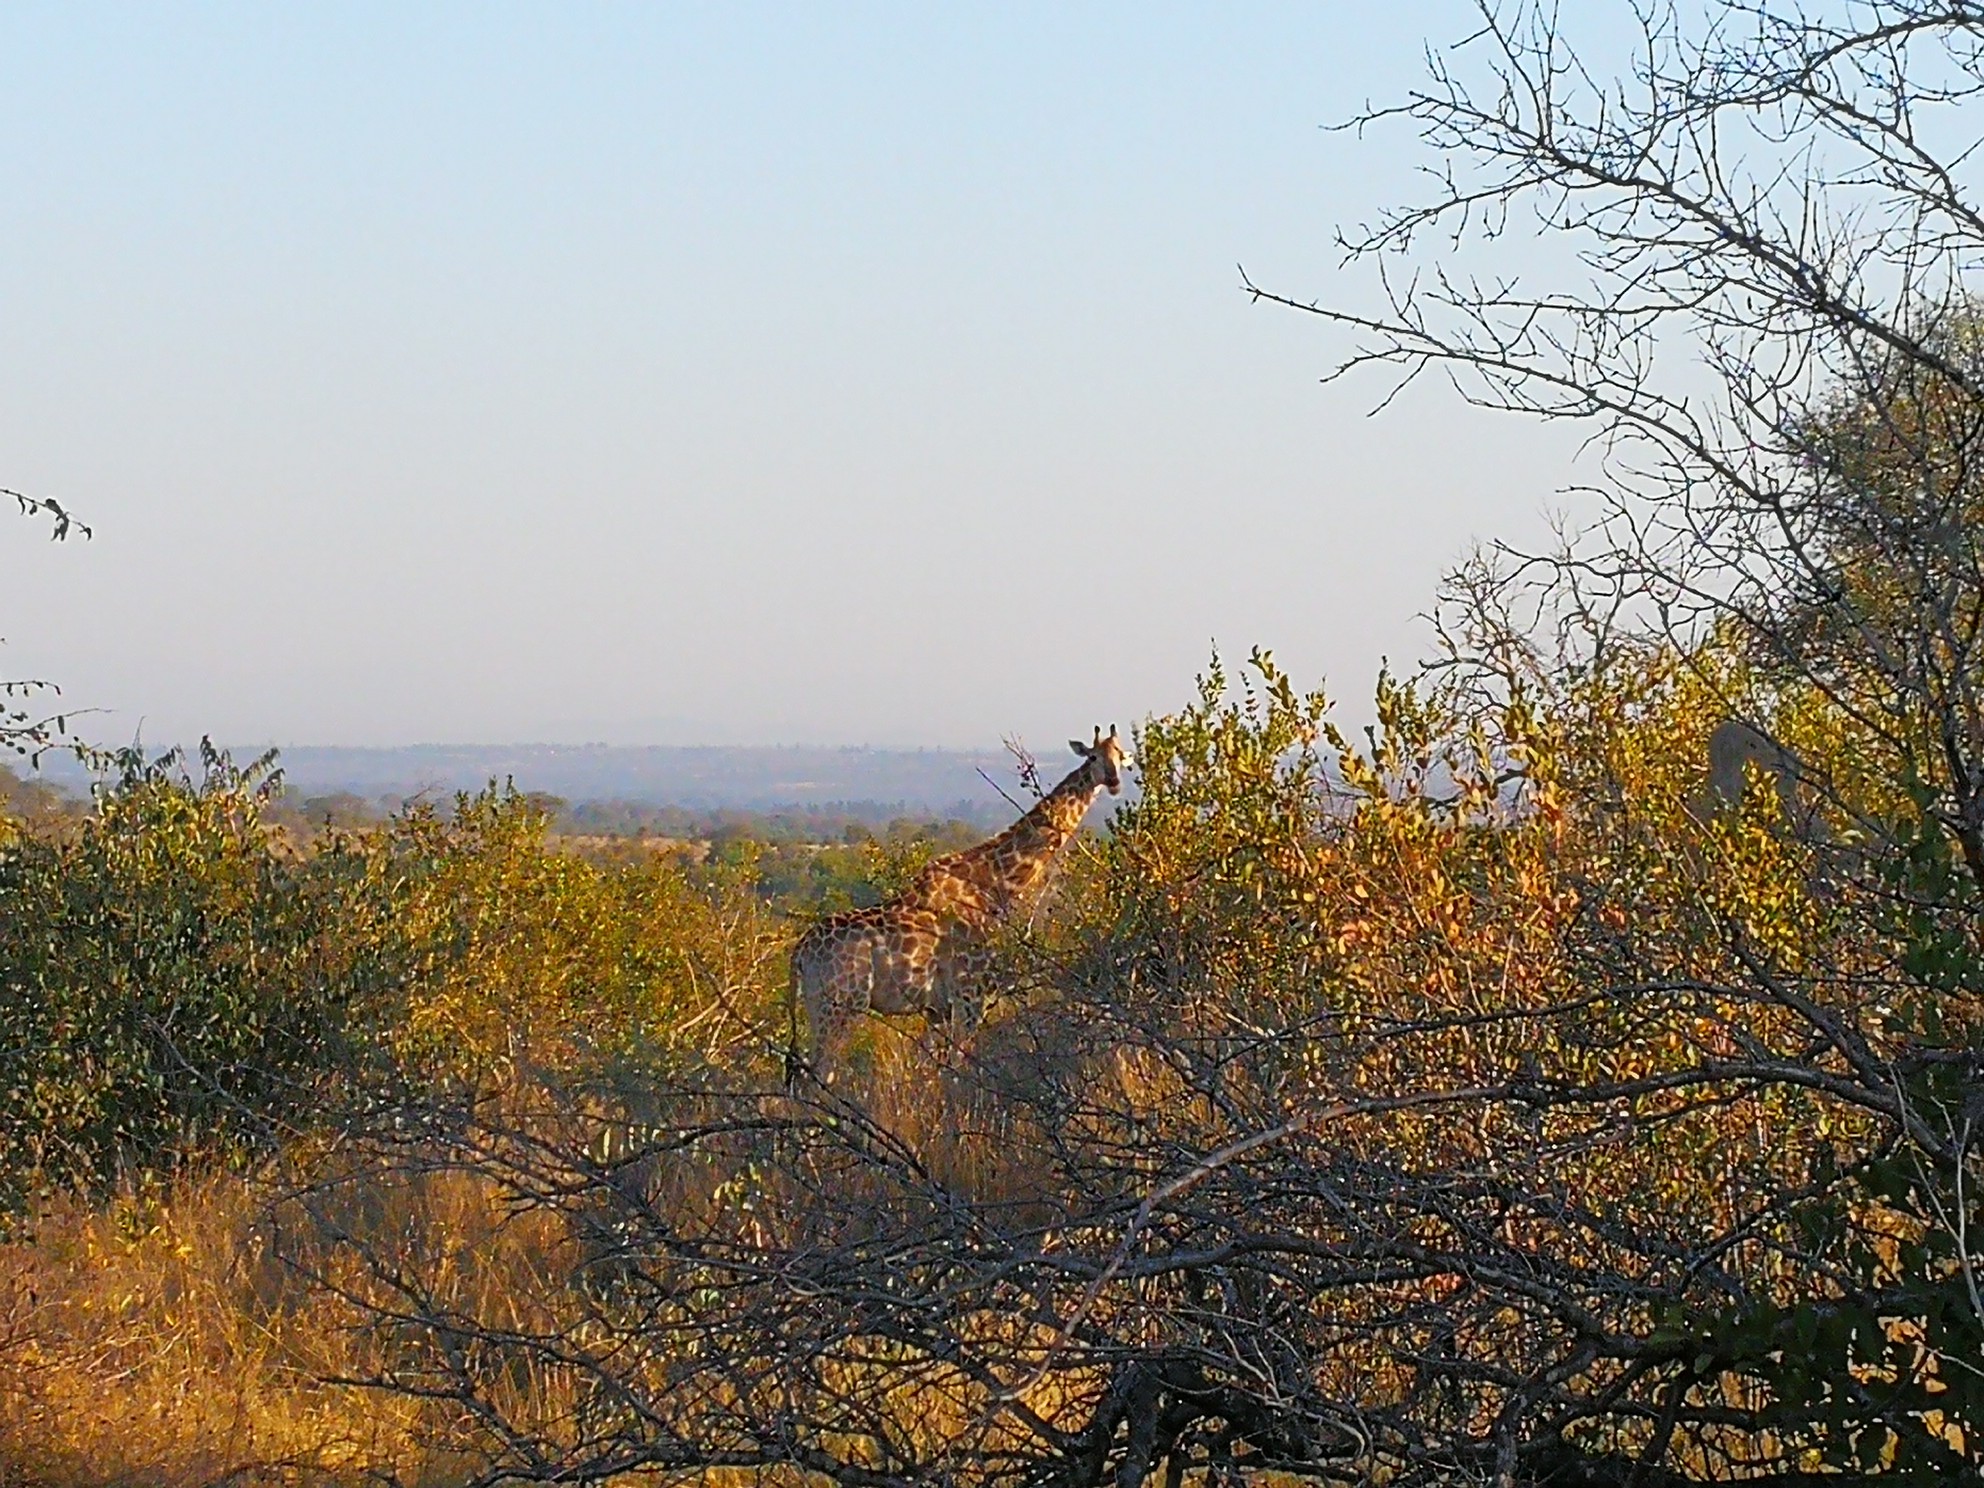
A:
[8,2,1984,1484]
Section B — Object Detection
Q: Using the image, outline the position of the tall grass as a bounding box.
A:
[1,1161,413,1486]
[0,1121,642,1488]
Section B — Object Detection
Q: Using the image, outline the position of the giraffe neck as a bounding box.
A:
[957,757,1103,915]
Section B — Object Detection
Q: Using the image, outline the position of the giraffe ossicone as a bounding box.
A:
[787,724,1128,1083]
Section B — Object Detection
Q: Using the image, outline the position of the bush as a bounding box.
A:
[380,788,788,1083]
[0,745,395,1207]
[0,753,812,1209]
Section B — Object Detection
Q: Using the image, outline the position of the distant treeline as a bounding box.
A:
[0,763,1005,844]
[26,741,1033,817]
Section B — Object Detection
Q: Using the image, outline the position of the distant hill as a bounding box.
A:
[34,743,1048,825]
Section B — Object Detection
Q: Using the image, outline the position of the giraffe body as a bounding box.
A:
[788,726,1128,1080]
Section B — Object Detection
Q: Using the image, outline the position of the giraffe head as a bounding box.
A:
[1069,724,1129,796]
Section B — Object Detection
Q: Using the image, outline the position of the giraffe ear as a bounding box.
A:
[1069,739,1090,758]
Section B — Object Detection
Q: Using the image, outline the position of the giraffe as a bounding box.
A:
[787,725,1129,1082]
[1701,718,1819,835]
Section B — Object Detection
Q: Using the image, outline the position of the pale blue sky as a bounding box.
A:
[1,3,1588,749]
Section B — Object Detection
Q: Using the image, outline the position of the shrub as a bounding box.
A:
[0,746,394,1206]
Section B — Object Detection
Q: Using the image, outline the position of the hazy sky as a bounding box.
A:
[1,3,1591,749]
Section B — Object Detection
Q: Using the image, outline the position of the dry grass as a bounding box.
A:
[2,1167,399,1485]
[0,1142,585,1488]
[0,1009,1124,1488]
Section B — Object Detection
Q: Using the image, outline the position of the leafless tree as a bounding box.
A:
[278,945,1975,1487]
[1249,0,1984,873]
[3,487,89,761]
[1243,0,1984,1473]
